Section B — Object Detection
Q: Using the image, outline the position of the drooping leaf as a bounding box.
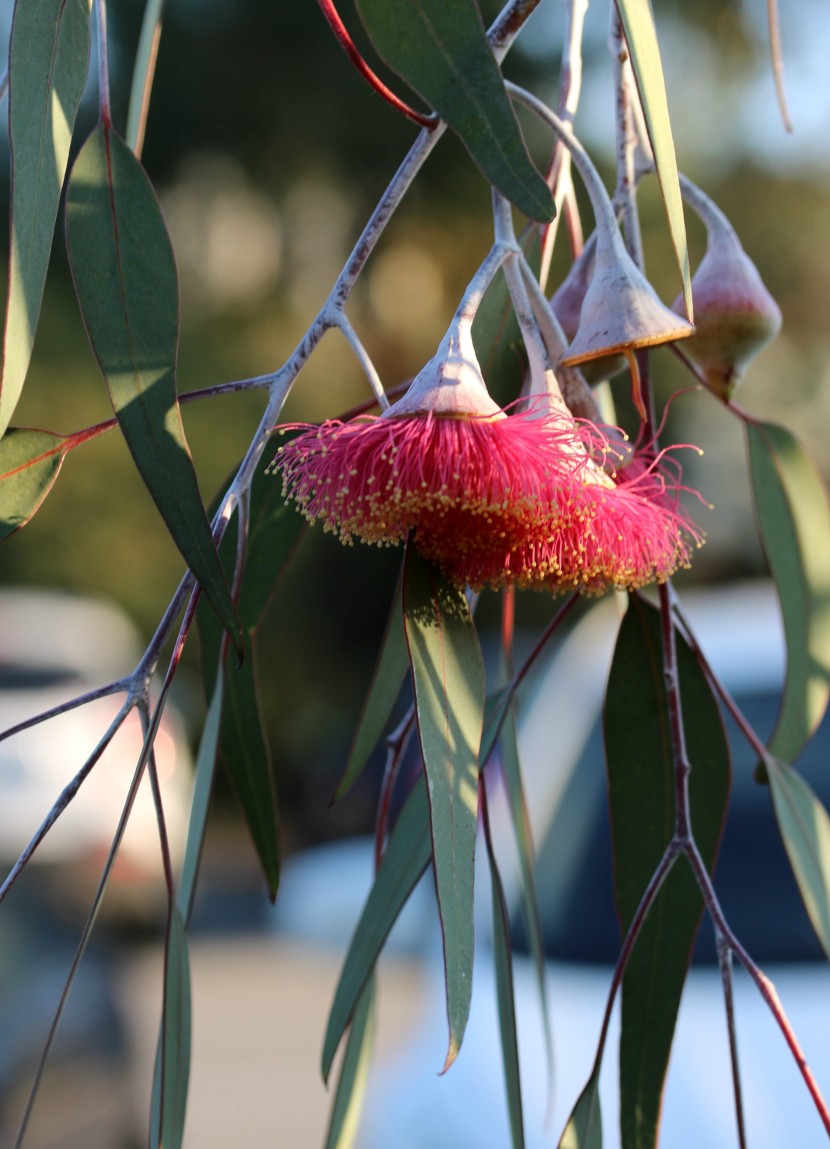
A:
[615,0,692,318]
[558,1072,602,1149]
[65,123,242,653]
[605,595,730,1149]
[178,668,225,924]
[499,706,554,1091]
[481,684,513,766]
[0,428,68,539]
[0,0,92,436]
[403,547,485,1070]
[747,420,830,763]
[484,782,526,1149]
[219,650,281,898]
[353,0,554,222]
[767,756,830,961]
[150,905,192,1149]
[198,462,305,899]
[334,568,409,802]
[323,979,377,1149]
[323,777,431,1082]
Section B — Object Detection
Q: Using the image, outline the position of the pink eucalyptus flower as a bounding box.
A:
[271,326,596,570]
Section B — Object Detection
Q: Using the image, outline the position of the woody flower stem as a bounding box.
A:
[538,0,589,290]
[658,579,830,1135]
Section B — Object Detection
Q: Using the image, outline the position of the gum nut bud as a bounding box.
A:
[550,233,627,383]
[387,320,502,418]
[672,239,782,400]
[561,224,694,370]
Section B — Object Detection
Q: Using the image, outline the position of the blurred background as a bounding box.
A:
[0,0,828,1144]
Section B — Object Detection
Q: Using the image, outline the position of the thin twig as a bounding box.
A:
[767,0,793,133]
[95,0,111,125]
[716,929,748,1149]
[0,702,131,904]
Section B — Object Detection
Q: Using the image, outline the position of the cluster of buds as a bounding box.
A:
[269,174,778,595]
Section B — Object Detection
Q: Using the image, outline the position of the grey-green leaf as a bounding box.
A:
[558,1072,602,1149]
[0,427,67,539]
[767,756,830,960]
[403,547,484,1070]
[322,778,431,1082]
[198,463,303,899]
[150,905,192,1149]
[499,706,554,1092]
[616,0,692,317]
[0,0,92,436]
[178,669,225,924]
[334,569,409,802]
[323,979,377,1149]
[747,420,830,763]
[605,595,730,1149]
[485,789,526,1149]
[65,123,242,653]
[354,0,554,222]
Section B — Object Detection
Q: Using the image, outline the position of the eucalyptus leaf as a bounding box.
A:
[605,595,730,1149]
[335,568,409,803]
[354,0,554,222]
[65,123,242,653]
[149,905,192,1149]
[485,789,526,1149]
[178,669,225,924]
[499,706,554,1092]
[558,1072,602,1149]
[322,778,431,1082]
[767,756,830,960]
[747,420,830,763]
[0,0,92,436]
[403,547,484,1070]
[616,0,692,317]
[0,428,67,539]
[323,979,377,1149]
[197,462,304,899]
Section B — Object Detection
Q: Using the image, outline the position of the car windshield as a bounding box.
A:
[516,690,830,965]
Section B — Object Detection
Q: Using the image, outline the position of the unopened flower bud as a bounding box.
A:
[675,176,782,400]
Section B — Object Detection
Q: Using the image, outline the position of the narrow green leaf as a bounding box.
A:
[323,778,431,1082]
[65,123,242,653]
[481,684,513,766]
[178,668,224,923]
[605,595,730,1149]
[222,652,281,897]
[354,0,554,222]
[334,569,409,802]
[198,464,303,899]
[558,1072,602,1149]
[150,905,192,1149]
[500,706,554,1091]
[485,794,526,1149]
[0,427,67,539]
[616,0,692,317]
[747,420,830,762]
[0,0,92,436]
[323,979,377,1149]
[403,547,484,1070]
[767,756,830,961]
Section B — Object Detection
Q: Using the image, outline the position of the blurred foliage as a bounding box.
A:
[2,0,829,838]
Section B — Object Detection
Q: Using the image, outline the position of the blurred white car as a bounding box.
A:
[0,589,194,927]
[350,582,830,1149]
